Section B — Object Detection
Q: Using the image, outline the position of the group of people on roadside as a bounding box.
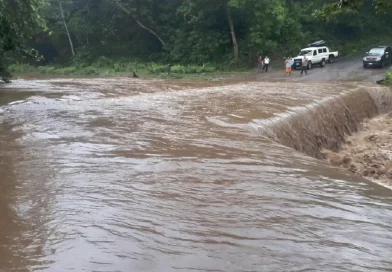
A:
[257,55,309,76]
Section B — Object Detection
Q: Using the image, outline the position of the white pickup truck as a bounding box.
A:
[293,46,339,70]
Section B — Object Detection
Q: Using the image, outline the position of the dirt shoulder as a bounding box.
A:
[322,112,392,188]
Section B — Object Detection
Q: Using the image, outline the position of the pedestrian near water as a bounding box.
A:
[285,57,293,76]
[263,56,270,72]
[257,56,263,72]
[301,55,308,75]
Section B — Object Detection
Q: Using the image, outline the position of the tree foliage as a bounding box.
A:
[2,0,392,81]
[0,0,46,81]
[317,0,392,19]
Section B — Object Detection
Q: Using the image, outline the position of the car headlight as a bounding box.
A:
[363,57,367,61]
[376,57,381,61]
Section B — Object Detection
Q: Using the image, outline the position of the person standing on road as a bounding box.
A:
[301,55,308,75]
[285,57,293,76]
[263,56,270,72]
[257,56,263,72]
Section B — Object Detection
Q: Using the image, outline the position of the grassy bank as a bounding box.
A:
[384,71,392,86]
[9,57,252,80]
[9,36,392,82]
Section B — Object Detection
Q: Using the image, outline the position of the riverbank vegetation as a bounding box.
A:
[2,0,392,80]
[385,72,392,86]
[0,0,45,81]
[9,61,220,78]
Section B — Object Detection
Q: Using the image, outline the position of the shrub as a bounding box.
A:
[384,72,392,86]
[171,65,185,74]
[152,65,169,73]
[78,67,98,75]
[200,66,216,73]
[55,67,77,75]
[9,64,36,73]
[38,66,55,74]
[94,56,113,68]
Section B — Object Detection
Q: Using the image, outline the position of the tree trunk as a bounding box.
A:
[115,1,166,48]
[86,1,90,46]
[58,0,75,56]
[132,16,166,47]
[226,5,239,63]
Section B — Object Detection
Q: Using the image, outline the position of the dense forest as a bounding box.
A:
[1,0,392,79]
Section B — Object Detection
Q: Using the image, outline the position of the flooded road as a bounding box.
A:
[1,77,392,271]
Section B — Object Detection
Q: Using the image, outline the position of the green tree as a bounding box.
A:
[317,0,392,19]
[171,0,242,64]
[8,0,392,73]
[0,0,46,82]
[235,0,304,59]
[114,0,167,48]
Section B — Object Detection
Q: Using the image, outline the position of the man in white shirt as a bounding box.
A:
[262,56,270,72]
[301,55,308,75]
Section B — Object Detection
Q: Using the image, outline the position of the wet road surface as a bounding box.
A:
[255,51,391,83]
[0,58,392,272]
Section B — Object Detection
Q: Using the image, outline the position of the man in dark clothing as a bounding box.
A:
[257,56,263,72]
[301,56,308,75]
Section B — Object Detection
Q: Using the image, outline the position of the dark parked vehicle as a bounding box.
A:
[363,46,392,68]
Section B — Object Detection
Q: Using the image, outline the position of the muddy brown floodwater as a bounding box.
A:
[323,112,392,188]
[1,77,392,272]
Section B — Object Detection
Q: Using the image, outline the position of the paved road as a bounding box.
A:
[255,52,391,83]
[302,54,390,82]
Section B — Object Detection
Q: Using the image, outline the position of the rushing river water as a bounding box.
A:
[1,78,392,272]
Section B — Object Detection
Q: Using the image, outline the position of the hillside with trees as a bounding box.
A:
[2,0,392,79]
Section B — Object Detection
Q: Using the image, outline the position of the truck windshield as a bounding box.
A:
[298,50,312,56]
[368,48,385,55]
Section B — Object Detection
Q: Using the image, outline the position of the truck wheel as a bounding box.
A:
[320,59,326,67]
[307,61,312,70]
[329,55,335,63]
